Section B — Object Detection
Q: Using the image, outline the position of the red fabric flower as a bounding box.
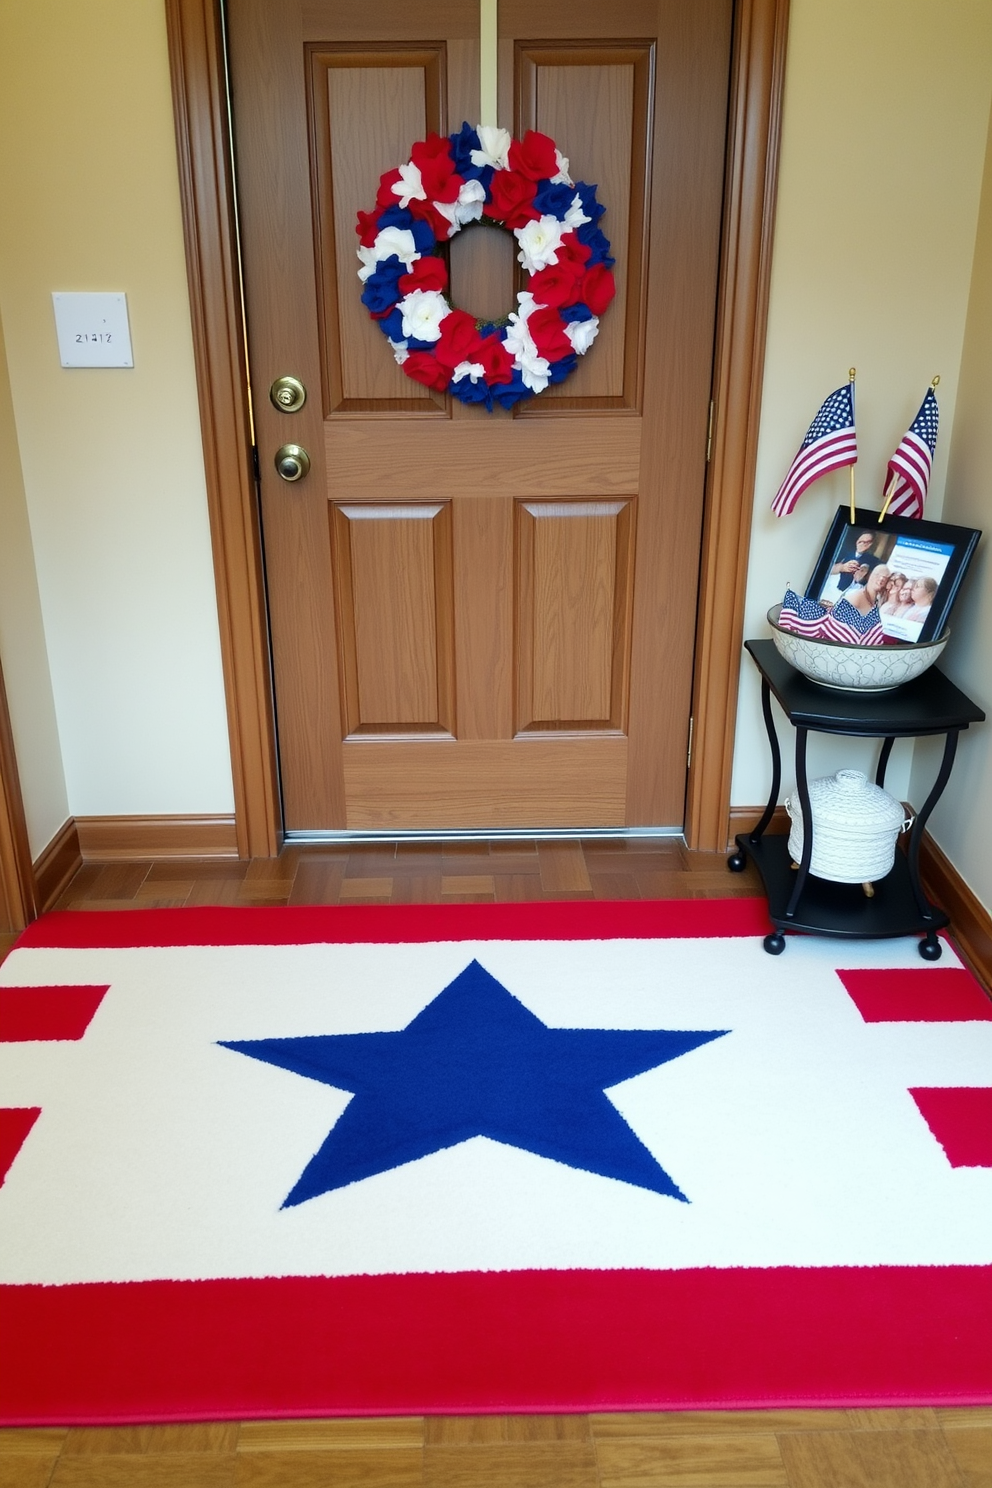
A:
[402,352,451,391]
[398,256,448,295]
[580,264,616,316]
[434,310,484,372]
[528,260,584,308]
[484,170,540,229]
[508,130,558,182]
[355,209,381,247]
[554,234,592,275]
[476,335,514,385]
[527,306,573,362]
[411,135,462,203]
[375,168,403,209]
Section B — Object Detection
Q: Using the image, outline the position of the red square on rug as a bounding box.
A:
[909,1087,992,1168]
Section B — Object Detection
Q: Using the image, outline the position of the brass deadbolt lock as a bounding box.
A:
[274,444,311,482]
[269,375,307,413]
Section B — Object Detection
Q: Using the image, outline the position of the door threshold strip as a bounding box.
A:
[284,827,685,845]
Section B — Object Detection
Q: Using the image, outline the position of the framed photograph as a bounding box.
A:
[806,506,981,644]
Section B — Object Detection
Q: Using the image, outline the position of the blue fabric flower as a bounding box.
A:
[576,224,615,267]
[375,206,436,255]
[449,122,492,188]
[560,303,594,324]
[451,375,492,407]
[572,182,606,225]
[491,370,534,409]
[547,353,578,384]
[360,256,405,314]
[532,181,575,219]
[375,306,405,342]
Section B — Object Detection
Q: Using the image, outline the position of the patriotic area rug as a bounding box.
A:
[1,899,990,1424]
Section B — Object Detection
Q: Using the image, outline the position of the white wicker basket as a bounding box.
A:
[785,770,913,884]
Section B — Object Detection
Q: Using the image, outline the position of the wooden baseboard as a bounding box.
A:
[728,805,992,993]
[728,805,789,844]
[75,814,239,861]
[918,834,992,994]
[33,818,82,913]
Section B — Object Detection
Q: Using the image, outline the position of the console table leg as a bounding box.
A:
[907,731,959,921]
[784,727,812,920]
[749,679,782,845]
[875,736,895,789]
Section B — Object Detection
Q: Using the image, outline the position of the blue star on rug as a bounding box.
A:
[221,960,727,1206]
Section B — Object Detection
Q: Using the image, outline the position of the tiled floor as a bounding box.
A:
[1,838,989,1487]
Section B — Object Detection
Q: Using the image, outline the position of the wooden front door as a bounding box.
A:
[228,0,731,832]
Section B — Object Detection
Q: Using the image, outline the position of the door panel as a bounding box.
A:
[228,0,732,831]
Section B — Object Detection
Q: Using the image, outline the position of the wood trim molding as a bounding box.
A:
[165,0,789,851]
[919,834,992,995]
[164,0,281,859]
[33,818,81,913]
[75,815,239,862]
[0,653,36,931]
[685,0,790,850]
[728,803,789,841]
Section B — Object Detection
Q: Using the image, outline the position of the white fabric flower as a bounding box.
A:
[357,226,418,281]
[452,360,486,384]
[564,193,591,230]
[388,338,410,365]
[515,215,567,273]
[391,160,426,209]
[398,288,449,342]
[565,316,599,355]
[504,292,549,390]
[434,178,487,235]
[470,125,512,171]
[551,150,573,185]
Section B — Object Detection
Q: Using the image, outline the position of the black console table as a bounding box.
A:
[729,640,986,958]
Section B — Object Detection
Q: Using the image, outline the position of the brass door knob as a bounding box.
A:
[269,375,306,412]
[274,444,310,482]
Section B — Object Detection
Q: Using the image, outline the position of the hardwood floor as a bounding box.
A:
[1,838,988,1488]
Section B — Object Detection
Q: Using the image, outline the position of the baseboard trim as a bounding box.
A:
[728,805,789,843]
[918,834,992,994]
[75,815,239,861]
[728,806,992,993]
[33,818,82,913]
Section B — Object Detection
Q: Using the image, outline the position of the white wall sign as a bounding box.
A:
[52,292,134,368]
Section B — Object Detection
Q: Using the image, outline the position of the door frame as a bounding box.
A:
[163,0,790,856]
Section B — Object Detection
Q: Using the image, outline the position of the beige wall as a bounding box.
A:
[908,100,992,910]
[732,0,992,815]
[0,0,233,821]
[0,311,68,858]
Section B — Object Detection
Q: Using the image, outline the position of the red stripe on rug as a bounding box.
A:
[1,1267,989,1423]
[0,1109,41,1187]
[838,968,992,1022]
[909,1088,992,1167]
[11,899,774,950]
[0,986,109,1042]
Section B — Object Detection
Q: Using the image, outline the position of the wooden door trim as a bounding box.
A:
[164,0,788,853]
[165,0,281,858]
[0,652,36,932]
[686,0,790,850]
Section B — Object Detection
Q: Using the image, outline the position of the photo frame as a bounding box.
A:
[806,507,981,644]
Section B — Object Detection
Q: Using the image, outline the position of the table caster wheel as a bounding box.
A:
[918,932,942,961]
[763,932,786,955]
[727,852,747,872]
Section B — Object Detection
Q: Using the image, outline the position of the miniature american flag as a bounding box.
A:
[821,597,885,646]
[883,388,939,519]
[777,588,829,637]
[771,383,858,517]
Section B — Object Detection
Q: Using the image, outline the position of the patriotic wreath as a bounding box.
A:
[356,123,616,410]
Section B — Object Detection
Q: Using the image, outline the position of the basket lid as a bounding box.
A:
[789,770,906,830]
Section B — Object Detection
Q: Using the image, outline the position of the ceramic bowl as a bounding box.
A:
[767,605,949,692]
